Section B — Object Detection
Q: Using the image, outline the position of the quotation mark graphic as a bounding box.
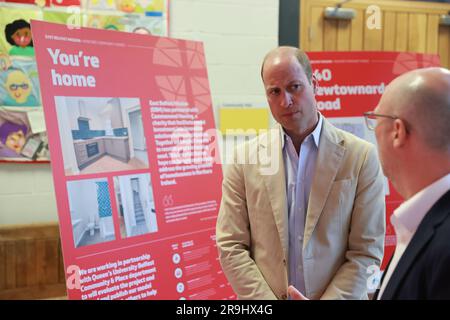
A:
[163,195,174,207]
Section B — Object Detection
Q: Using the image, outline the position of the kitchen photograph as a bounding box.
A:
[55,96,149,175]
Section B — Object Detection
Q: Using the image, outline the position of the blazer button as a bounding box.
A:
[281,294,287,300]
[283,259,286,266]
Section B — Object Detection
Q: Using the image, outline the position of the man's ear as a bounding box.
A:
[311,74,319,94]
[392,119,408,149]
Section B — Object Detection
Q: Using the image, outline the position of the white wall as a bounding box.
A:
[0,0,279,225]
[170,0,279,117]
[55,96,79,174]
[67,179,100,224]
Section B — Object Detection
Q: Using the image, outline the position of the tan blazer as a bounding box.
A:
[216,119,386,300]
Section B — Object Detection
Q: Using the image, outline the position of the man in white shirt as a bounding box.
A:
[366,67,450,299]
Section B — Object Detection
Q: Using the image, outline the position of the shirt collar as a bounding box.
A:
[392,173,450,234]
[281,112,323,149]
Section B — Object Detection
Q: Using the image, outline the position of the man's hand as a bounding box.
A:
[288,285,309,300]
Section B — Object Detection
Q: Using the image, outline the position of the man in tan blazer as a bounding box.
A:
[216,47,386,300]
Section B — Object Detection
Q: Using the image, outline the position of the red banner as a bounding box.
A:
[308,51,440,269]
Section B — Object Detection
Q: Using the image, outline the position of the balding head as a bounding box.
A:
[261,46,313,84]
[382,67,450,152]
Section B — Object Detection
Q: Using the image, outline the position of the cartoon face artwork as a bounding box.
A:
[5,19,35,57]
[4,69,38,106]
[0,121,28,154]
[12,26,32,48]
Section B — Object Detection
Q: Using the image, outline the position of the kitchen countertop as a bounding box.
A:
[102,136,128,140]
[73,136,128,144]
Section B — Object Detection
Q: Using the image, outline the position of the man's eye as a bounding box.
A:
[269,89,280,96]
[291,84,302,91]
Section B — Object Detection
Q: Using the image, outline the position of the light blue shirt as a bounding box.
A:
[282,113,323,294]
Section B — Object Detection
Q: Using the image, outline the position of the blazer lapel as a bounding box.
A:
[258,126,289,261]
[303,119,345,248]
[381,190,450,299]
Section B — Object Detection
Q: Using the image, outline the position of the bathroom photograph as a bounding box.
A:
[55,96,149,176]
[67,178,116,248]
[113,173,158,238]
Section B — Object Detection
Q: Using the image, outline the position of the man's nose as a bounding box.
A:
[281,91,293,108]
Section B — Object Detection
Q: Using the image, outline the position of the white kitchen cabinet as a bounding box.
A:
[104,137,130,163]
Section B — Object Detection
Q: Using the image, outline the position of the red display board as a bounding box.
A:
[32,20,233,300]
[308,51,440,270]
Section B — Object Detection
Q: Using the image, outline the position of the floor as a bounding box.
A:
[130,223,150,237]
[80,155,147,175]
[77,228,115,247]
[119,216,150,238]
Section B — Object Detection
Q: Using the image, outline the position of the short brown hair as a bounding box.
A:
[261,47,313,83]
